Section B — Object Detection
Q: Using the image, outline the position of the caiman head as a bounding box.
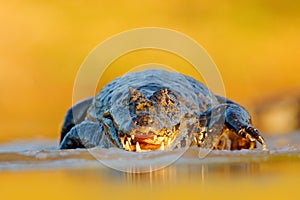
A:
[102,86,197,152]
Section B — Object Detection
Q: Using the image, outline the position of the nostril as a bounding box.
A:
[133,114,153,126]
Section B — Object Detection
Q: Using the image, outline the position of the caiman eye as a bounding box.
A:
[167,93,178,106]
[151,88,178,107]
[128,87,143,102]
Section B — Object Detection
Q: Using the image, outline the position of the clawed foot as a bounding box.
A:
[197,104,267,150]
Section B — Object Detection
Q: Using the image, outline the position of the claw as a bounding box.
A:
[244,126,267,150]
[258,136,267,150]
[197,101,267,151]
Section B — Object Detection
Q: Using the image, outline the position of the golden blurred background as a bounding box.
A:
[0,0,299,142]
[1,1,300,199]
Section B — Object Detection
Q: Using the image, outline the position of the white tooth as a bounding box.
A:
[121,137,125,146]
[136,142,141,152]
[167,138,171,146]
[125,141,130,151]
[127,138,131,145]
[160,142,165,150]
[157,137,164,143]
[153,135,157,141]
[131,135,135,140]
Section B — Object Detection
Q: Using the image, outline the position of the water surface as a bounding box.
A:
[1,132,300,200]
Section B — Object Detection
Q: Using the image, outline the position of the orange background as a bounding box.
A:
[0,0,299,141]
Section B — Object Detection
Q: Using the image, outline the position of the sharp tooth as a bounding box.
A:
[160,142,165,150]
[136,142,141,152]
[121,138,125,148]
[167,138,171,146]
[153,135,157,141]
[125,141,130,151]
[121,137,125,146]
[127,138,131,146]
[157,136,164,143]
[164,137,167,142]
[131,135,135,140]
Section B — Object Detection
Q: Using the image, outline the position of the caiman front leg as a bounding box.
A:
[196,102,267,150]
[60,98,93,143]
[60,121,115,149]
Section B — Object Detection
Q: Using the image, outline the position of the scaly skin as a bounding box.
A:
[60,69,266,151]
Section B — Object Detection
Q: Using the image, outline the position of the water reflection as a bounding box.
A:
[90,160,262,185]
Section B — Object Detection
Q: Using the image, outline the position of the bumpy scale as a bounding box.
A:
[60,70,267,151]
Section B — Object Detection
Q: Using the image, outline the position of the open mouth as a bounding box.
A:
[120,124,180,152]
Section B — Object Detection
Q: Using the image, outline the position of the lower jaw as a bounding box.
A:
[136,141,166,152]
[120,136,173,152]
